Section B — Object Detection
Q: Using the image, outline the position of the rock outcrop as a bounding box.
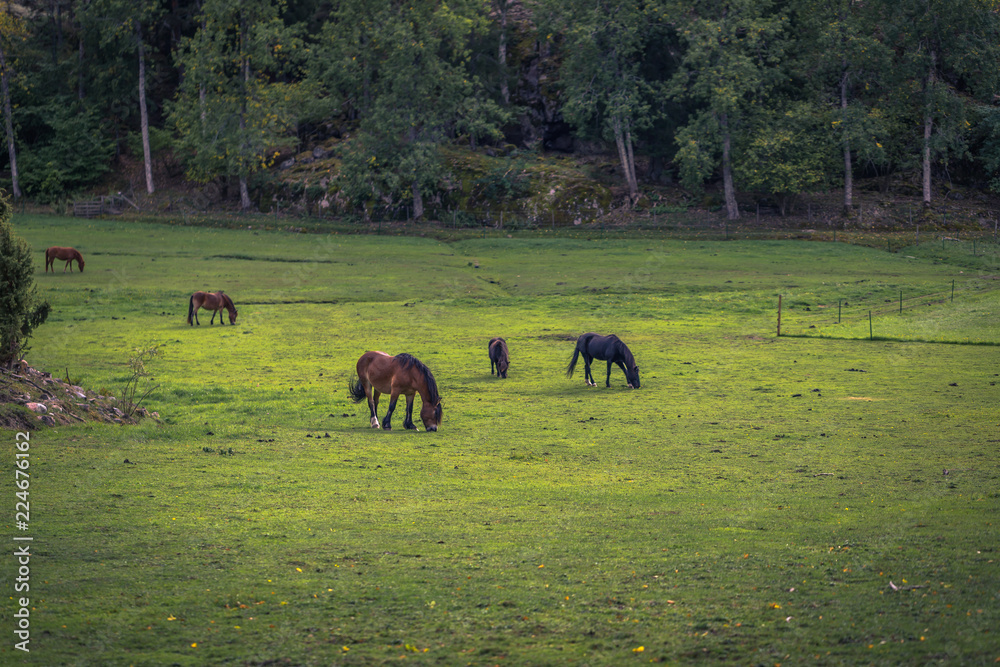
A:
[0,362,156,429]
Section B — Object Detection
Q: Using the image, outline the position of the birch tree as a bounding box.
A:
[0,5,26,198]
[543,0,651,203]
[878,0,1000,206]
[322,0,492,219]
[669,0,788,220]
[171,0,305,210]
[89,0,161,194]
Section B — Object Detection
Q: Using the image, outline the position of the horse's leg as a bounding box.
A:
[210,309,218,325]
[194,307,200,325]
[402,394,417,430]
[63,259,70,273]
[583,354,596,386]
[368,388,381,428]
[615,360,632,388]
[606,360,614,387]
[382,390,400,431]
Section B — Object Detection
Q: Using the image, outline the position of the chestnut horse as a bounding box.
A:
[567,332,640,388]
[45,247,85,273]
[187,291,238,325]
[489,337,509,378]
[349,351,442,432]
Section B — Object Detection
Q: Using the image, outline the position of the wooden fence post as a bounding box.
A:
[777,295,782,337]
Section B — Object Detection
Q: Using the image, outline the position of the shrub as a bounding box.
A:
[0,191,50,368]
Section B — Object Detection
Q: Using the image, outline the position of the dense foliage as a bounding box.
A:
[3,0,1000,218]
[0,191,49,367]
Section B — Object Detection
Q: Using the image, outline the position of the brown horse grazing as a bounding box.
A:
[187,291,238,325]
[349,351,442,432]
[45,247,85,273]
[489,337,509,378]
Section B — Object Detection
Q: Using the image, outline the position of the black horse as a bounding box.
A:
[489,337,509,378]
[566,333,640,388]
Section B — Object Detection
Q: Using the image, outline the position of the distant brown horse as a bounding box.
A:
[45,247,85,273]
[489,337,509,378]
[187,291,238,325]
[349,351,442,432]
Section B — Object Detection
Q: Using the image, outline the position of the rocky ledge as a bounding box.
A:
[0,361,156,430]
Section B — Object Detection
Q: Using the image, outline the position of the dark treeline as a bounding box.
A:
[3,0,1000,219]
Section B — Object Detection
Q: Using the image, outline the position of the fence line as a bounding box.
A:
[777,279,999,340]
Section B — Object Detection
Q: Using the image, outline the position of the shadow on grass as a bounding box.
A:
[779,333,1000,346]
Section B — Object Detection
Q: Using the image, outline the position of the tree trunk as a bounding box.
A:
[497,0,509,106]
[922,49,936,207]
[720,113,739,220]
[841,64,853,215]
[0,43,21,198]
[238,15,252,211]
[77,13,85,100]
[137,22,154,194]
[411,181,424,220]
[240,176,251,210]
[624,117,639,202]
[611,115,638,203]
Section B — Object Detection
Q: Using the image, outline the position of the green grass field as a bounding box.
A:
[2,216,999,666]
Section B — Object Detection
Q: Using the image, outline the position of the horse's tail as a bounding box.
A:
[348,376,368,403]
[566,345,580,377]
[187,294,194,325]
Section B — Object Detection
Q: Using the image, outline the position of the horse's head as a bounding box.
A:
[498,358,509,378]
[78,257,85,272]
[627,365,640,389]
[228,309,238,325]
[420,400,442,432]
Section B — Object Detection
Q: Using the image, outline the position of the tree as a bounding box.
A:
[0,191,49,369]
[734,101,831,215]
[669,0,789,219]
[0,4,26,198]
[171,0,305,210]
[88,0,162,195]
[543,0,652,203]
[319,0,494,218]
[877,0,1000,206]
[792,0,891,213]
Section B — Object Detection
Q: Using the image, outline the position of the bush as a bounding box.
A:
[0,191,50,368]
[473,158,532,201]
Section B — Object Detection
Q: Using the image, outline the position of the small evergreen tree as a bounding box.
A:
[0,191,50,369]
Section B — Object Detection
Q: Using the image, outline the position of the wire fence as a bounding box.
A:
[776,278,1000,344]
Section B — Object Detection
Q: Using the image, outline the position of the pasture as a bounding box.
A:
[2,215,999,666]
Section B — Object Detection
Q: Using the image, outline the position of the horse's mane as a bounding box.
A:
[613,336,637,368]
[220,292,235,309]
[395,353,440,403]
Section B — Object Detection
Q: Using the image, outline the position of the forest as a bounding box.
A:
[3,0,1000,220]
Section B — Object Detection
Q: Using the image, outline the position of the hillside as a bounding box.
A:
[81,142,1000,237]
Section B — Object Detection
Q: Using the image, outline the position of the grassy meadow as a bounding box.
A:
[2,215,999,666]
